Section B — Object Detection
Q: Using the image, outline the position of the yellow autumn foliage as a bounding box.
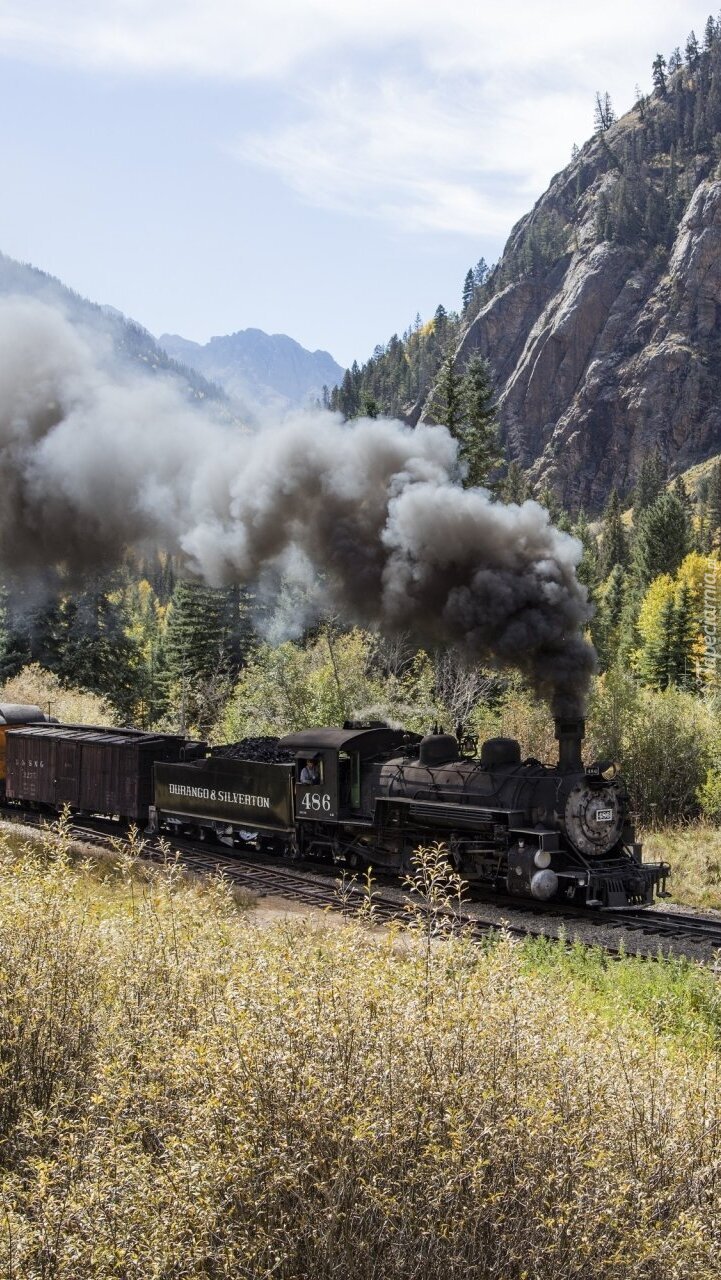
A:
[634,554,721,688]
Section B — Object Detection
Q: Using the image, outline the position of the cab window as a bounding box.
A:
[297,758,323,785]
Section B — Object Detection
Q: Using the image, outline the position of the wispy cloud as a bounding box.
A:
[239,76,572,237]
[0,0,705,81]
[1,0,714,237]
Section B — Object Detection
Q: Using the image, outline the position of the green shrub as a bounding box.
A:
[587,669,714,825]
[697,768,721,821]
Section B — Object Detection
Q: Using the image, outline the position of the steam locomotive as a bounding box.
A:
[0,708,668,908]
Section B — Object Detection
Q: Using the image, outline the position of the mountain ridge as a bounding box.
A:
[0,252,229,408]
[159,327,344,411]
[430,40,721,510]
[0,251,343,418]
[337,27,721,512]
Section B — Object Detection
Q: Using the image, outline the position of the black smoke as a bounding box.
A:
[0,297,595,714]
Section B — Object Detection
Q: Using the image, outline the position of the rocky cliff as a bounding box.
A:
[424,42,721,511]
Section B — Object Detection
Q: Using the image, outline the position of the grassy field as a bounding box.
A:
[0,822,719,1278]
[643,823,721,910]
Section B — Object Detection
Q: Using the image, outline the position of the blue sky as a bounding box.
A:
[0,1,715,368]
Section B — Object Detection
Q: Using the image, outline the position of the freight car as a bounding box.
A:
[0,703,56,795]
[5,724,205,822]
[4,716,668,909]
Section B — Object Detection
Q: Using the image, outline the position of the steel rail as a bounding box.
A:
[1,808,719,958]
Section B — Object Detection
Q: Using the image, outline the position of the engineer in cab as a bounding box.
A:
[299,757,320,784]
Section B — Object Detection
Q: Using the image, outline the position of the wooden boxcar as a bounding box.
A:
[5,724,203,823]
[0,704,56,792]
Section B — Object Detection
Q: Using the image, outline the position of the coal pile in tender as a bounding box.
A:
[211,737,295,763]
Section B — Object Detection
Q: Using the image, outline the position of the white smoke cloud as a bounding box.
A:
[0,295,594,712]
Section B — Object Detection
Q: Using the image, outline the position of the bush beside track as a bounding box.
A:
[0,821,720,1276]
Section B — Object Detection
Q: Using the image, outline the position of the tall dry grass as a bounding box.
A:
[642,822,721,910]
[0,824,719,1277]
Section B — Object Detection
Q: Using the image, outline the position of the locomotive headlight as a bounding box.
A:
[534,848,552,869]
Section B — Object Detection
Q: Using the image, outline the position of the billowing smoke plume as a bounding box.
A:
[0,297,595,714]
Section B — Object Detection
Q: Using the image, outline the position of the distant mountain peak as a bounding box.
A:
[159,327,343,410]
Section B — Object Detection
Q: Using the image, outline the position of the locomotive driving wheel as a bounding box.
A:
[346,847,370,872]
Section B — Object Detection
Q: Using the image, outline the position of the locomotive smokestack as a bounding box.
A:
[555,717,585,772]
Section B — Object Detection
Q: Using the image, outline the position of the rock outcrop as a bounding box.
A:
[423,58,721,511]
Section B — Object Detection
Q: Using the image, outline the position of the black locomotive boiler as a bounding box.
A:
[149,716,668,909]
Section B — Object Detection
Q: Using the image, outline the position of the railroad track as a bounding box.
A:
[466,890,721,949]
[3,807,721,958]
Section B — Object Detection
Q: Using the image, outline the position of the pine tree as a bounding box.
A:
[57,576,140,718]
[594,90,616,132]
[473,258,489,287]
[458,355,503,488]
[222,584,255,674]
[695,492,711,553]
[462,269,474,313]
[598,488,628,577]
[685,30,701,68]
[652,53,668,97]
[633,451,666,522]
[360,393,380,418]
[632,491,692,586]
[594,565,627,670]
[573,510,599,591]
[164,581,231,734]
[500,461,529,504]
[337,368,358,419]
[671,581,696,689]
[617,576,645,668]
[673,474,694,517]
[536,485,562,524]
[707,462,721,539]
[643,593,677,688]
[431,354,463,437]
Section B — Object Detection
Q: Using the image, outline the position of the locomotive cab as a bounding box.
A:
[294,749,339,819]
[279,726,418,824]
